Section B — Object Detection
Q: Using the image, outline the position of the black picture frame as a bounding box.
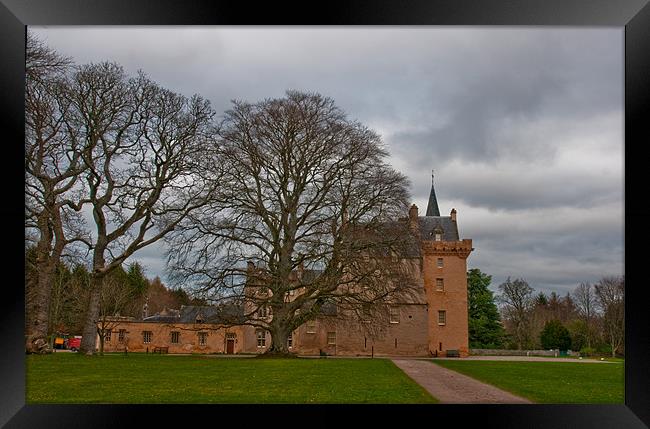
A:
[2,1,648,427]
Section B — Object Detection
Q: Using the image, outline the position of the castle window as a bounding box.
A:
[287,333,293,349]
[118,329,126,342]
[142,331,152,344]
[327,331,336,345]
[104,331,111,342]
[437,258,443,268]
[389,306,400,324]
[432,227,444,242]
[306,320,316,333]
[438,310,446,325]
[258,306,268,318]
[436,278,444,291]
[256,330,266,347]
[198,332,208,346]
[171,331,180,344]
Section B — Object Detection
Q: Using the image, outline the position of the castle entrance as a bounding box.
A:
[226,333,236,354]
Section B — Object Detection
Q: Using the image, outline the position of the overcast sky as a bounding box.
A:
[32,26,624,296]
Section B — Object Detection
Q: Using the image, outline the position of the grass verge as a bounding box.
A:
[27,353,437,404]
[432,359,623,403]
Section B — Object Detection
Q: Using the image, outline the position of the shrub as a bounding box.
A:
[580,347,596,357]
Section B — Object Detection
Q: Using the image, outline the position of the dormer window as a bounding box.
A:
[195,313,204,324]
[432,225,444,241]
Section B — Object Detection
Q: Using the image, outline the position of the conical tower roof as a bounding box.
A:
[425,170,440,217]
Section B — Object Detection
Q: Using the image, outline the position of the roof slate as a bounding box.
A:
[417,216,459,241]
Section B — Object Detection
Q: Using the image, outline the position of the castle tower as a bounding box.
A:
[419,172,473,357]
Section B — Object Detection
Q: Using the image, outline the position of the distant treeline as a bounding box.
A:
[468,268,624,357]
[26,246,206,340]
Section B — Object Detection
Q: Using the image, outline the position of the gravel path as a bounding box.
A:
[391,359,532,404]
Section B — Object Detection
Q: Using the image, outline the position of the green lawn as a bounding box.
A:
[432,360,624,403]
[27,354,437,404]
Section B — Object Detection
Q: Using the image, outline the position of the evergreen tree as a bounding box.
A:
[535,292,548,307]
[467,268,506,348]
[540,319,572,351]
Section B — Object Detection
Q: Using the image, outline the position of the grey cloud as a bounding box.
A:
[31,27,623,294]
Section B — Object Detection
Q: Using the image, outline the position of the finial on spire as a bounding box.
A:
[426,170,440,217]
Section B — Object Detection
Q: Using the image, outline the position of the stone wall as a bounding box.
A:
[99,321,248,354]
[470,349,581,357]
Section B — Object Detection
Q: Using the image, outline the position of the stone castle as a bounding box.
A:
[99,175,473,357]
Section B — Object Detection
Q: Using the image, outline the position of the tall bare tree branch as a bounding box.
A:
[166,90,419,355]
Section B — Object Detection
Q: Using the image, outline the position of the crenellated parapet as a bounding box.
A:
[421,239,473,259]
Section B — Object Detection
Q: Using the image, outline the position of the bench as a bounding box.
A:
[153,346,169,354]
[445,349,460,358]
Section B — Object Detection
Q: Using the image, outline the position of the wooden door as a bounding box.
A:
[226,339,235,354]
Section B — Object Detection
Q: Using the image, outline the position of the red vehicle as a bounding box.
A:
[67,337,81,352]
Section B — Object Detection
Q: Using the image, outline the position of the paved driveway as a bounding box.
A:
[391,358,532,404]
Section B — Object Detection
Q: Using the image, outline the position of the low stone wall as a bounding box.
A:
[470,349,580,357]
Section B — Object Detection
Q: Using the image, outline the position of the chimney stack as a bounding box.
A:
[450,208,457,222]
[409,204,419,231]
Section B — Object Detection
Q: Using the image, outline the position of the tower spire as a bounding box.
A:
[425,170,440,216]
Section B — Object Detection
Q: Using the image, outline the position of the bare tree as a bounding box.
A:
[573,282,598,349]
[25,33,90,353]
[64,62,220,354]
[594,276,624,357]
[96,266,146,355]
[166,90,418,356]
[497,277,535,349]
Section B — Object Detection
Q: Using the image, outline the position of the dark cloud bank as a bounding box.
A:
[33,27,623,296]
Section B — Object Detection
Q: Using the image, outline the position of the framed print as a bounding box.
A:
[2,0,649,427]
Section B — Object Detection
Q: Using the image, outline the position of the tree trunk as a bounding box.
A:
[25,256,56,354]
[98,328,104,356]
[264,322,292,357]
[79,275,103,355]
